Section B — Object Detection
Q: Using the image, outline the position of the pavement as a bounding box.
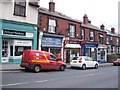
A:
[0,63,113,71]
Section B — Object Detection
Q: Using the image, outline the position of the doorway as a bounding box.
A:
[66,50,70,63]
[2,40,9,63]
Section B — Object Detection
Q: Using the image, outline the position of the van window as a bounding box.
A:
[50,55,57,61]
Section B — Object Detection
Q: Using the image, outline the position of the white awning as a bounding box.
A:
[65,44,81,48]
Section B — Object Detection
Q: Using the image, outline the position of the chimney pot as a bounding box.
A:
[100,24,105,30]
[49,0,55,12]
[83,14,89,24]
[111,27,115,34]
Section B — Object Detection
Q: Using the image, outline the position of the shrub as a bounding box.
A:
[107,54,117,63]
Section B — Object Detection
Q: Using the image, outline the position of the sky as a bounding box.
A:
[40,0,119,33]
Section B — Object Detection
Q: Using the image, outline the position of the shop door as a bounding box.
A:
[66,50,70,63]
[2,40,9,63]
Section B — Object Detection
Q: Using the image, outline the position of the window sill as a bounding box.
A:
[13,14,26,17]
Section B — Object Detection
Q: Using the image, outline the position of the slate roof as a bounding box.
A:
[105,29,120,37]
[39,7,82,23]
[81,23,106,32]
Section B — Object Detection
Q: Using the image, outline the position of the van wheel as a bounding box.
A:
[60,65,65,71]
[34,65,40,73]
[82,64,86,70]
[94,64,98,69]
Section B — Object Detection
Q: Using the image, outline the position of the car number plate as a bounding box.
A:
[73,61,77,63]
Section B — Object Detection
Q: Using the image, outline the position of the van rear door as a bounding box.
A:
[22,50,31,63]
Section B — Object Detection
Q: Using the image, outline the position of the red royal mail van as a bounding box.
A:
[20,50,66,73]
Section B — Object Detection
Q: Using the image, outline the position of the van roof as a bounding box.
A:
[24,50,53,55]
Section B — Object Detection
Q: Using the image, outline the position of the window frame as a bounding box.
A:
[48,19,57,33]
[81,29,84,40]
[69,24,76,38]
[14,0,26,17]
[99,34,103,44]
[90,31,94,41]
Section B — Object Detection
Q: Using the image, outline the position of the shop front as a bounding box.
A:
[0,20,37,64]
[81,42,98,61]
[41,33,63,58]
[97,44,107,63]
[64,39,81,63]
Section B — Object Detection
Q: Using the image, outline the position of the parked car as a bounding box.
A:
[70,56,99,70]
[20,50,66,73]
[113,58,120,66]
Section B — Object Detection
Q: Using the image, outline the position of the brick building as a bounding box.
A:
[81,14,107,62]
[38,1,82,63]
[106,28,120,56]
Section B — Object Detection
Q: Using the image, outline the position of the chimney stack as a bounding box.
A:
[100,24,105,30]
[111,27,115,34]
[83,14,89,24]
[49,0,55,12]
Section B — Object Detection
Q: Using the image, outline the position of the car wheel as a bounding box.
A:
[94,64,98,69]
[60,65,65,71]
[82,64,86,70]
[34,65,40,73]
[71,66,74,69]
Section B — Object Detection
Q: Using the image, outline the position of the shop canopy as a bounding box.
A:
[65,44,81,48]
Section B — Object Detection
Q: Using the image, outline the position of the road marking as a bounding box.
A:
[0,70,22,73]
[0,79,55,87]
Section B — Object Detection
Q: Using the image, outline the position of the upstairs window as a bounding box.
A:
[48,19,56,33]
[90,31,94,41]
[110,37,113,44]
[106,37,109,44]
[81,29,84,40]
[99,34,103,44]
[14,0,26,17]
[69,25,76,38]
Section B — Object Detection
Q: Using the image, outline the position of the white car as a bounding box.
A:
[70,56,99,70]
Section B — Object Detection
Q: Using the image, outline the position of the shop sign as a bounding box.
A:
[3,30,26,36]
[14,40,32,46]
[42,36,62,47]
[85,44,98,48]
[98,45,107,48]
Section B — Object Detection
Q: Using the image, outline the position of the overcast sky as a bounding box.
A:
[40,0,119,32]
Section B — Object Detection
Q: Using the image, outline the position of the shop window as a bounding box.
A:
[14,0,26,17]
[48,19,56,33]
[15,46,31,56]
[50,48,61,58]
[10,46,13,56]
[86,49,90,56]
[98,49,105,60]
[41,47,49,52]
[2,41,8,57]
[101,50,105,59]
[69,25,76,38]
[90,31,94,41]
